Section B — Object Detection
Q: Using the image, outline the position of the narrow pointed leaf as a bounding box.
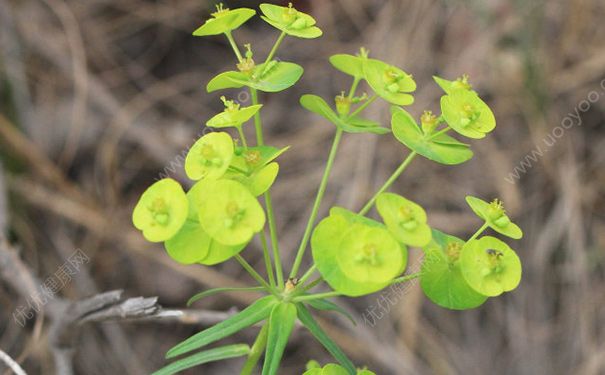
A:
[187,286,266,306]
[296,304,356,374]
[262,303,297,375]
[307,299,356,326]
[167,296,277,358]
[153,344,250,375]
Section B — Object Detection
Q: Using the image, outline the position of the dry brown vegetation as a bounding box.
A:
[0,0,604,374]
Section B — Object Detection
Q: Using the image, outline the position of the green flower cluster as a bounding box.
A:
[133,130,286,266]
[135,3,524,375]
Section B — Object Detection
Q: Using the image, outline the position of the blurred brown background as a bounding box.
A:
[1,0,604,374]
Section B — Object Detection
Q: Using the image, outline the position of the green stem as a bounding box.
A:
[293,291,341,302]
[262,31,287,73]
[234,254,275,293]
[290,128,344,279]
[358,151,418,216]
[300,277,323,293]
[347,95,377,119]
[259,231,276,287]
[250,88,264,145]
[240,324,269,375]
[237,126,248,148]
[264,191,284,289]
[468,222,489,242]
[390,272,421,285]
[225,31,243,63]
[249,87,284,289]
[347,77,361,100]
[297,264,317,285]
[427,126,451,140]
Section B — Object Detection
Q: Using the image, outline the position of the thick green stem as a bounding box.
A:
[234,254,275,293]
[259,231,276,287]
[390,272,422,285]
[468,222,489,242]
[290,129,344,279]
[225,31,243,62]
[293,291,341,302]
[358,151,418,216]
[240,324,269,375]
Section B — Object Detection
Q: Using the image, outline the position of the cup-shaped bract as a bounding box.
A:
[420,230,488,310]
[329,53,365,79]
[440,89,495,139]
[195,179,265,246]
[460,236,522,297]
[312,211,407,297]
[337,224,404,284]
[376,193,432,247]
[433,74,473,95]
[206,97,262,129]
[132,178,188,243]
[260,3,322,38]
[466,196,523,239]
[363,58,416,106]
[391,107,474,165]
[193,4,256,37]
[185,132,234,181]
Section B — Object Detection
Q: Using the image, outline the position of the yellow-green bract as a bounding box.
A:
[460,236,522,297]
[440,89,496,139]
[132,178,188,243]
[376,192,432,247]
[391,107,474,165]
[420,230,488,310]
[466,196,523,239]
[206,99,262,129]
[364,58,416,106]
[302,364,376,375]
[195,179,265,246]
[192,6,256,36]
[184,132,234,181]
[260,3,322,38]
[311,210,407,296]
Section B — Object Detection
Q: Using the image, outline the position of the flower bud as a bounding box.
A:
[420,110,438,135]
[334,92,351,116]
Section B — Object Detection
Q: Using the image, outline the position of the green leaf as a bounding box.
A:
[329,54,364,78]
[231,146,290,174]
[300,95,389,134]
[208,62,304,93]
[460,236,522,297]
[153,344,250,375]
[166,296,277,358]
[262,302,297,375]
[132,178,188,243]
[192,7,256,36]
[465,196,523,239]
[186,286,265,306]
[391,107,473,165]
[296,304,356,374]
[420,230,487,310]
[260,3,323,39]
[307,299,356,326]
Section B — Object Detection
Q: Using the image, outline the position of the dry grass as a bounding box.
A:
[0,0,604,374]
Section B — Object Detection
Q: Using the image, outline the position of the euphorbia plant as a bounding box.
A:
[132,3,524,374]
